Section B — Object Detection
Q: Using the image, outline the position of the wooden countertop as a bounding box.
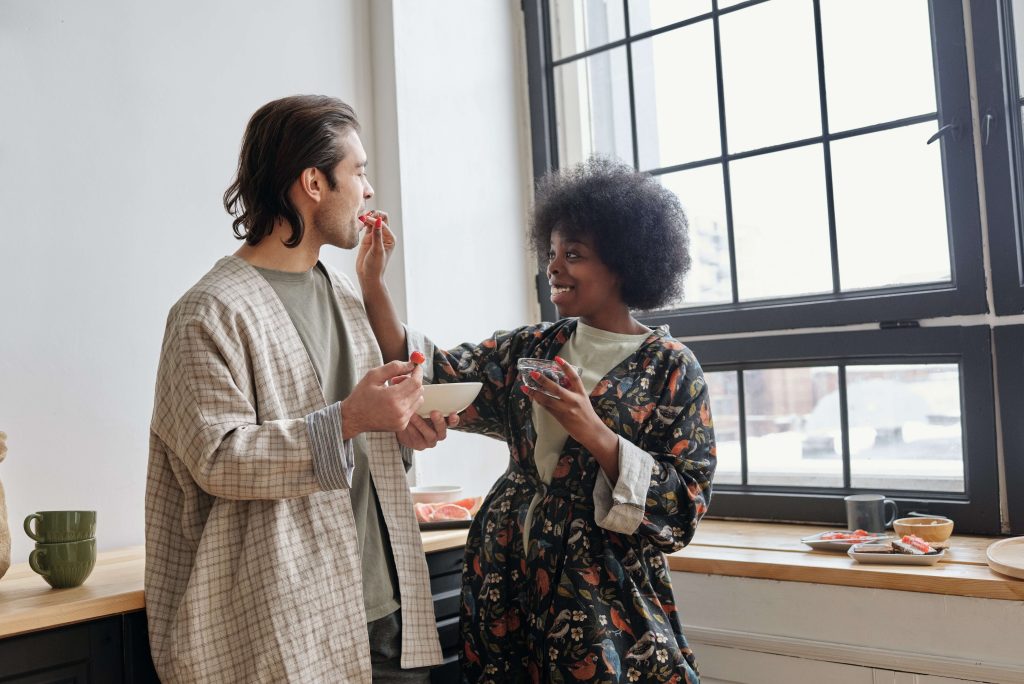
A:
[670,520,1024,601]
[0,529,469,639]
[2,522,1020,640]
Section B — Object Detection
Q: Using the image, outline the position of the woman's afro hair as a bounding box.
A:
[529,156,691,310]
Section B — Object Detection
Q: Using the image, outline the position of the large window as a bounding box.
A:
[524,0,1020,533]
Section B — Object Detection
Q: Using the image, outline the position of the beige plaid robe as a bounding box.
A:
[145,256,441,683]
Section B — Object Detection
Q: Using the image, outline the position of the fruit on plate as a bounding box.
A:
[414,496,483,523]
[820,529,874,541]
[893,534,936,555]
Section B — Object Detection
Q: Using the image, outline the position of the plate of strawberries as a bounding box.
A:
[801,529,893,551]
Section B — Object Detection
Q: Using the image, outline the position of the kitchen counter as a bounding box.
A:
[0,529,469,639]
[3,521,1021,640]
[671,520,1024,600]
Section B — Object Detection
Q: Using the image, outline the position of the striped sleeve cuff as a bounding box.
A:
[305,402,355,490]
[593,437,654,534]
[404,325,436,383]
[400,444,414,473]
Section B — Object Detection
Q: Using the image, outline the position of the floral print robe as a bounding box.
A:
[416,318,715,683]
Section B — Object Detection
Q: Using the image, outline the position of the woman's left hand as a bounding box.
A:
[521,358,602,442]
[523,357,621,478]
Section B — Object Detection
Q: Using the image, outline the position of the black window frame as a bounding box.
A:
[525,0,987,335]
[684,326,1000,533]
[994,325,1024,535]
[522,0,1012,534]
[973,0,1024,315]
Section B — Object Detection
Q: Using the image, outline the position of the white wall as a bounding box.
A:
[0,0,533,564]
[377,0,537,497]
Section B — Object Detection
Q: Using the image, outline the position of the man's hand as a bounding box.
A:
[356,210,396,287]
[397,411,460,450]
[340,360,424,439]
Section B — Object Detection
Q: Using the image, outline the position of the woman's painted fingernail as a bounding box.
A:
[375,216,383,228]
[530,370,542,380]
[555,356,565,365]
[520,385,529,394]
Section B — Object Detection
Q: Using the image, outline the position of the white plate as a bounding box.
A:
[410,485,463,504]
[986,536,1024,580]
[417,382,482,418]
[847,545,945,566]
[801,531,894,552]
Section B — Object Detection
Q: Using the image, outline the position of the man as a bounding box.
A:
[146,95,454,682]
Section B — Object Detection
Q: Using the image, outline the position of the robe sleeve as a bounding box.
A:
[151,308,353,500]
[595,351,716,549]
[406,324,545,442]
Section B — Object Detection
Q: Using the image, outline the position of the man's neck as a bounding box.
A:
[235,221,321,273]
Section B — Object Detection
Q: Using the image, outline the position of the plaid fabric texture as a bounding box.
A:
[146,256,441,683]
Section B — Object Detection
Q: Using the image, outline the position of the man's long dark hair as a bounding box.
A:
[224,95,360,247]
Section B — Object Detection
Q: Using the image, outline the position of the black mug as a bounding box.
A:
[844,494,898,533]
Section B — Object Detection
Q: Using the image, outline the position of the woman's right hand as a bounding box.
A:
[356,210,396,287]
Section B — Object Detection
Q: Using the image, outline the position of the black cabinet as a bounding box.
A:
[0,546,465,683]
[0,613,157,684]
[427,547,465,684]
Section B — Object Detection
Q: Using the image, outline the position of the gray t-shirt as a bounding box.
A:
[256,263,400,622]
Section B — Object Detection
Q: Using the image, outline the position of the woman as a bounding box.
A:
[358,157,715,684]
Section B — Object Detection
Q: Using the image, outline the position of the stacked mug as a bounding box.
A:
[23,510,96,589]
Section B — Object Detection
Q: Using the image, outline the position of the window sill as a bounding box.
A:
[670,519,1024,601]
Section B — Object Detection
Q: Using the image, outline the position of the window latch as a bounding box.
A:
[926,119,961,145]
[982,111,996,146]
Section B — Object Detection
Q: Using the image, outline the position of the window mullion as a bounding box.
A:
[838,364,851,490]
[737,370,749,485]
[623,0,639,170]
[711,0,740,305]
[812,0,841,295]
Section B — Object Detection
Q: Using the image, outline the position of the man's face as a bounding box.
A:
[313,129,374,250]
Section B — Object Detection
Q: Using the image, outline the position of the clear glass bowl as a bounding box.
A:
[516,357,581,397]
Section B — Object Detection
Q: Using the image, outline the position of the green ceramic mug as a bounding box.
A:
[29,538,96,589]
[23,510,96,543]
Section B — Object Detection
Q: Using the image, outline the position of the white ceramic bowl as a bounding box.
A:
[410,485,463,504]
[417,382,482,418]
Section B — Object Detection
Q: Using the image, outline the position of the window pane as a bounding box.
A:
[820,0,936,132]
[730,145,832,300]
[627,0,711,34]
[634,22,721,169]
[1014,0,1024,95]
[660,165,732,307]
[719,0,821,152]
[847,364,964,492]
[706,370,741,484]
[550,0,626,60]
[831,122,951,291]
[554,47,633,167]
[746,367,843,487]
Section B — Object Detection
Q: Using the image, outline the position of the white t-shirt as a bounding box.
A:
[524,321,651,548]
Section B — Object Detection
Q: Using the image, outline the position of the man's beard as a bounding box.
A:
[313,205,358,250]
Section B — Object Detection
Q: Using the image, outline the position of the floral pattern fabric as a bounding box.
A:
[422,318,715,683]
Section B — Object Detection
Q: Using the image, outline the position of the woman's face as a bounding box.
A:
[546,230,624,318]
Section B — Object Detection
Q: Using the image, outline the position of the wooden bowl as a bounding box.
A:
[892,517,954,543]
